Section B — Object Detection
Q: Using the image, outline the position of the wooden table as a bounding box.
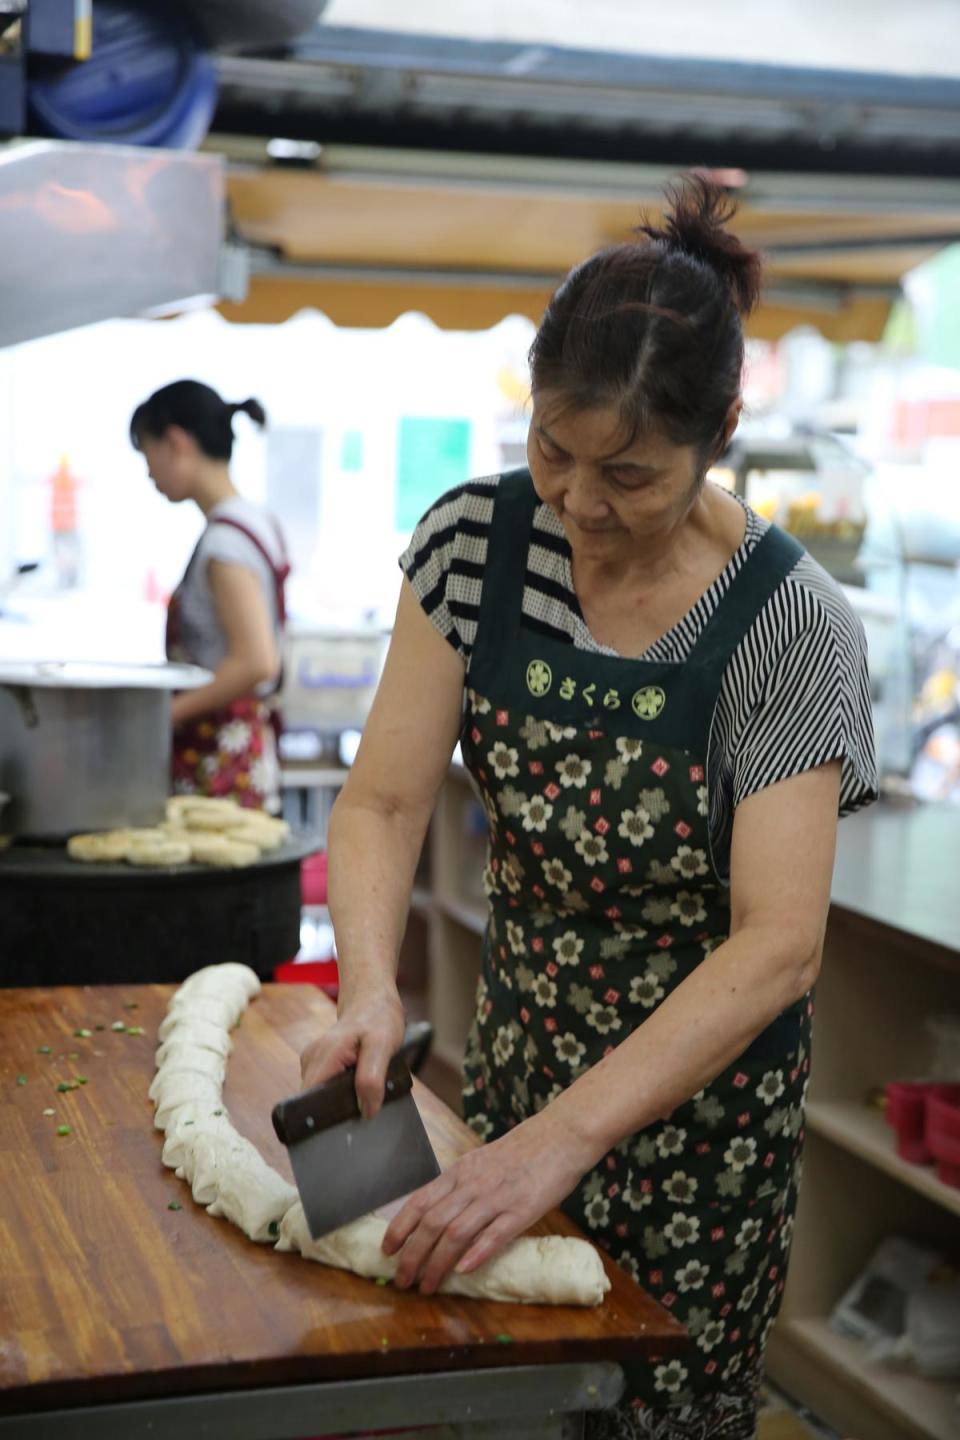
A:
[0,983,683,1439]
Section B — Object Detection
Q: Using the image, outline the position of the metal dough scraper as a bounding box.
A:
[271,1020,440,1239]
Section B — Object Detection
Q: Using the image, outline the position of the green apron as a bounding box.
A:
[461,471,811,1431]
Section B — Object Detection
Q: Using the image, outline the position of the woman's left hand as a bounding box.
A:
[382,1108,595,1295]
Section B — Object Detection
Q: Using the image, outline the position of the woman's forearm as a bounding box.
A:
[549,922,821,1168]
[327,790,429,1008]
[172,655,275,724]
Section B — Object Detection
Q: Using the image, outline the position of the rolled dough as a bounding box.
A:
[276,1204,610,1307]
[155,1019,232,1066]
[157,995,236,1040]
[149,1045,227,1100]
[154,963,610,1307]
[177,962,261,1003]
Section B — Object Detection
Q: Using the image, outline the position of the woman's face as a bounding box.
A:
[527,398,704,560]
[138,427,197,504]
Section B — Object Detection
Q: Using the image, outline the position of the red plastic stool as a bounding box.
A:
[274,956,339,1001]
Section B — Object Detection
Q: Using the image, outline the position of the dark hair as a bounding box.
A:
[130,380,266,461]
[528,174,762,462]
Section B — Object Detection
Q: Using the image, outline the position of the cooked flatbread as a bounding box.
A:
[188,835,260,868]
[167,796,241,821]
[179,810,242,833]
[221,824,275,852]
[228,811,289,835]
[126,836,192,868]
[67,830,134,863]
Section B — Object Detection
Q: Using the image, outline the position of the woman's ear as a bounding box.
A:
[165,423,194,458]
[719,398,743,454]
[702,400,743,475]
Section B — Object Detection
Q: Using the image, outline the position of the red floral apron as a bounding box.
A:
[166,516,289,811]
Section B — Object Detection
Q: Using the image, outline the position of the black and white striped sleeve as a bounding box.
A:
[730,558,878,817]
[398,478,497,660]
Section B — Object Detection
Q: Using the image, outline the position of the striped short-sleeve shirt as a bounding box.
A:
[400,475,877,878]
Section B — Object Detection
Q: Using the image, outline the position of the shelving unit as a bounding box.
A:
[772,1319,958,1440]
[766,892,960,1440]
[417,764,487,1111]
[805,1100,960,1220]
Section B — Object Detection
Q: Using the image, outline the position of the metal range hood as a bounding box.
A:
[0,139,229,348]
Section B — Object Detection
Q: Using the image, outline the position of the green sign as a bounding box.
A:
[395,416,471,531]
[341,430,364,472]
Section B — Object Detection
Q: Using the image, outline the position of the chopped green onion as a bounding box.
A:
[375,1276,390,1286]
[56,1125,70,1137]
[16,1074,27,1086]
[126,1026,144,1036]
[67,1052,79,1059]
[73,1029,92,1038]
[74,1075,88,1086]
[183,1120,195,1126]
[495,1333,514,1345]
[167,1200,182,1211]
[124,1002,139,1010]
[36,1045,52,1054]
[56,1081,75,1093]
[211,1109,223,1116]
[42,1108,55,1117]
[111,1021,125,1032]
[268,1220,279,1237]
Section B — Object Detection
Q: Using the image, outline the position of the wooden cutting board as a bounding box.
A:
[0,982,684,1416]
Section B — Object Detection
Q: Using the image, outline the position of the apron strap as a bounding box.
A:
[686,522,805,683]
[469,469,805,708]
[473,468,539,647]
[208,515,290,626]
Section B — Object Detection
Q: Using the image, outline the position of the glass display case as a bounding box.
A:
[713,431,869,586]
[856,463,960,801]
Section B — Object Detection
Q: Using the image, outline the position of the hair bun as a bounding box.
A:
[637,173,762,317]
[231,397,267,428]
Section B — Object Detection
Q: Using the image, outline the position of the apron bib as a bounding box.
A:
[460,472,810,1429]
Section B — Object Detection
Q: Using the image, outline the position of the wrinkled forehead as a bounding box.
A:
[532,391,676,465]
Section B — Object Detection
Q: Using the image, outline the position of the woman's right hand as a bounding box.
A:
[300,985,406,1119]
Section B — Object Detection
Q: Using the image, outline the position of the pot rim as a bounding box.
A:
[0,660,212,690]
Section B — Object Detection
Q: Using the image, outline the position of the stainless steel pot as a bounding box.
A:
[0,660,211,840]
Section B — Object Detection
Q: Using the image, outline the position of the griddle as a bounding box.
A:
[0,830,322,986]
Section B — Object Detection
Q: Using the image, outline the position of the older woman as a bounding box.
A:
[303,176,876,1438]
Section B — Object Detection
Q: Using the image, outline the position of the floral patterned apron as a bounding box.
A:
[461,471,811,1437]
[165,517,288,811]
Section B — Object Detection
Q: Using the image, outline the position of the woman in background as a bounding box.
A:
[131,379,289,811]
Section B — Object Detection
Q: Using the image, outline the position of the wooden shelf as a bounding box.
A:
[806,1100,960,1220]
[778,1317,959,1440]
[436,893,488,935]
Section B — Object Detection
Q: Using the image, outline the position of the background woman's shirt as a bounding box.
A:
[177,496,286,696]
